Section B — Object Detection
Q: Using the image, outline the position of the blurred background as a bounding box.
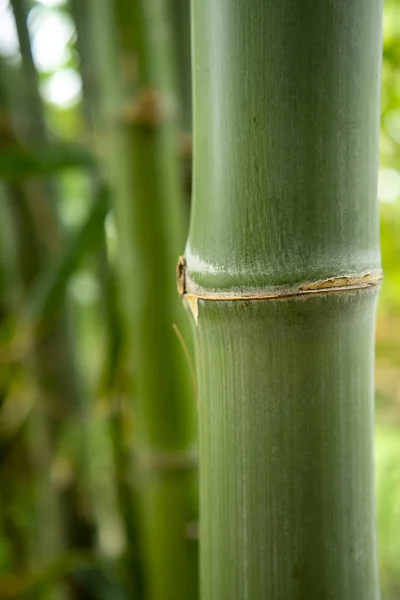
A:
[0,0,399,599]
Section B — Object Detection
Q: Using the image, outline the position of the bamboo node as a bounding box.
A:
[298,272,379,291]
[185,295,199,325]
[177,258,383,324]
[118,88,167,127]
[177,256,200,324]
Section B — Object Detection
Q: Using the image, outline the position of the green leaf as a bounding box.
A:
[0,143,95,180]
[25,182,109,324]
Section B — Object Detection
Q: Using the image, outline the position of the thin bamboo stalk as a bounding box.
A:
[70,0,143,592]
[182,1,384,599]
[83,0,199,598]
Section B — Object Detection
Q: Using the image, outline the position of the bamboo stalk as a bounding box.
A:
[83,0,199,598]
[70,0,143,592]
[183,1,383,599]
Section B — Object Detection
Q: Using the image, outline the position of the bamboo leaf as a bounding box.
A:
[25,183,109,325]
[0,143,95,180]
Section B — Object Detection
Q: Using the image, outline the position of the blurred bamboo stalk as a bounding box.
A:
[71,0,143,592]
[81,0,199,598]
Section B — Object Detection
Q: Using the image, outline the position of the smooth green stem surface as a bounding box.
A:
[187,1,383,599]
[195,292,379,600]
[188,0,382,291]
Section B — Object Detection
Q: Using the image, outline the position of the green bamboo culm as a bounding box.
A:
[182,2,384,599]
[84,0,198,599]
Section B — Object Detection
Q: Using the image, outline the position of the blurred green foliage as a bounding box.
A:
[373,1,400,598]
[0,0,399,598]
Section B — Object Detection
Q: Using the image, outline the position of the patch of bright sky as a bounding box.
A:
[378,168,400,203]
[36,0,66,7]
[0,0,20,59]
[0,0,81,106]
[28,3,82,106]
[41,67,82,107]
[28,5,74,71]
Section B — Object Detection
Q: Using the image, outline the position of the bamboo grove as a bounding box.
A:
[0,0,393,600]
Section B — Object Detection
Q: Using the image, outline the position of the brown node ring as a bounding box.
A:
[176,256,383,325]
[118,87,167,128]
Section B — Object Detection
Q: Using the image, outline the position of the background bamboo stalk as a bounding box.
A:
[185,1,384,598]
[71,0,144,591]
[82,0,199,598]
